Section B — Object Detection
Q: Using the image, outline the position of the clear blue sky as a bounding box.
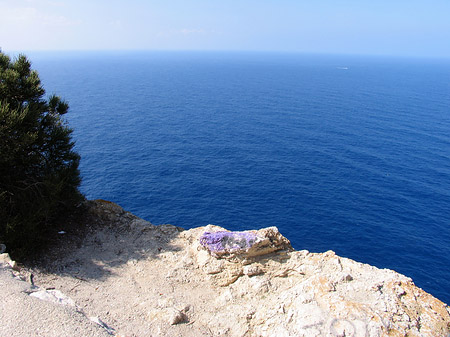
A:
[1,0,450,58]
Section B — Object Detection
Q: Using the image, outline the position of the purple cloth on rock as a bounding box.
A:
[199,231,258,253]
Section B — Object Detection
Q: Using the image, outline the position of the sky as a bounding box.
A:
[1,0,450,58]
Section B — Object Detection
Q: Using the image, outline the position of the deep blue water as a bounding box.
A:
[29,51,450,304]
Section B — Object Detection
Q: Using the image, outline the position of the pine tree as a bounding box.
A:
[0,51,82,258]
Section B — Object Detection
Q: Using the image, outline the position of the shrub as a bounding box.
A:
[0,51,82,258]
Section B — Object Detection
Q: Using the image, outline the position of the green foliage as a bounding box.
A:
[0,51,82,258]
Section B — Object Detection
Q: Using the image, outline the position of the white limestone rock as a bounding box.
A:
[30,289,76,307]
[11,201,448,337]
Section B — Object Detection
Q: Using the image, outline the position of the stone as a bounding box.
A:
[148,307,188,325]
[0,253,18,270]
[243,264,264,276]
[167,308,188,325]
[30,289,76,307]
[0,253,12,266]
[9,260,19,271]
[89,316,116,335]
[199,226,292,259]
[200,231,258,253]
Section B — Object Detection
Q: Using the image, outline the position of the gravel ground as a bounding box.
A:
[0,266,110,337]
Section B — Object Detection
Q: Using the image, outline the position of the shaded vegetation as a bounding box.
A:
[0,51,82,258]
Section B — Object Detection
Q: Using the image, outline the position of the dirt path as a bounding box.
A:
[28,201,218,336]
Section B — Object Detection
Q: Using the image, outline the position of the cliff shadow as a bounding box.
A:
[23,200,187,282]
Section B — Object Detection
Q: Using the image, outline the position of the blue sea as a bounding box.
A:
[29,51,450,304]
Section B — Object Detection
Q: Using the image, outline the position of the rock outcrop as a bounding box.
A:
[1,199,449,337]
[189,225,450,336]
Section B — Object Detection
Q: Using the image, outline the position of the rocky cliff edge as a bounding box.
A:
[1,199,449,337]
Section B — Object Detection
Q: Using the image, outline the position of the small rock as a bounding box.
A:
[30,289,76,307]
[205,260,224,274]
[251,279,271,293]
[243,264,263,276]
[126,259,138,266]
[341,274,353,282]
[0,253,12,266]
[9,259,19,271]
[89,316,116,335]
[166,308,188,325]
[0,253,18,270]
[396,287,407,298]
[0,243,6,254]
